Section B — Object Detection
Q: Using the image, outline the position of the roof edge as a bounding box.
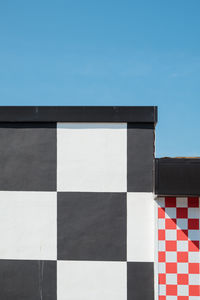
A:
[0,106,158,123]
[155,158,200,196]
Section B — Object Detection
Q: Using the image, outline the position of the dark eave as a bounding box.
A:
[0,106,157,123]
[155,158,200,196]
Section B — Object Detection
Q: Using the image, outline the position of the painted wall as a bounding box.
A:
[0,122,155,300]
[156,196,200,299]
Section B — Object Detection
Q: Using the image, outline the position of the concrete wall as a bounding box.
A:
[156,196,200,299]
[0,119,155,300]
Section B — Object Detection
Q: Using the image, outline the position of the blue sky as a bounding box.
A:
[0,1,200,157]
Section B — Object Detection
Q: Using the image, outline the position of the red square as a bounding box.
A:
[165,197,176,207]
[177,252,188,263]
[177,230,188,241]
[189,263,200,274]
[188,197,199,207]
[159,273,166,284]
[189,240,199,252]
[158,251,166,262]
[159,296,166,300]
[166,284,177,295]
[189,285,200,296]
[188,219,199,230]
[166,241,177,251]
[158,207,165,219]
[177,208,188,218]
[177,274,188,285]
[166,263,177,273]
[158,230,165,240]
[178,297,189,300]
[165,218,176,229]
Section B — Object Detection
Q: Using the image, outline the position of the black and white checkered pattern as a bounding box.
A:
[0,121,155,300]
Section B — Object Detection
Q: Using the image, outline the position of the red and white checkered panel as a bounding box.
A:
[157,197,200,300]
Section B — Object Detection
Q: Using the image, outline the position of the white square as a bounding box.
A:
[177,263,188,273]
[166,230,177,241]
[158,219,165,229]
[159,284,166,295]
[189,252,200,262]
[159,241,166,251]
[166,274,177,284]
[57,261,126,300]
[177,285,188,296]
[166,252,177,262]
[0,191,56,260]
[166,296,177,300]
[188,230,200,241]
[127,193,154,262]
[158,263,166,273]
[165,208,176,219]
[177,241,188,252]
[190,297,200,300]
[189,274,200,285]
[57,123,127,192]
[188,208,200,218]
[157,197,165,208]
[176,197,188,207]
[176,219,188,230]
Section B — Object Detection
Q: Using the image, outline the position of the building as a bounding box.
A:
[0,106,199,299]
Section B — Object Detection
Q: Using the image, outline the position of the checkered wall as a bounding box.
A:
[0,122,155,300]
[157,196,200,300]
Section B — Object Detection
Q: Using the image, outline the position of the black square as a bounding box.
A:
[0,123,56,191]
[127,262,154,300]
[0,260,56,300]
[57,192,126,261]
[127,123,154,192]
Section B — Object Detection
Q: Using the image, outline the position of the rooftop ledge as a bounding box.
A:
[0,106,157,123]
[155,158,200,196]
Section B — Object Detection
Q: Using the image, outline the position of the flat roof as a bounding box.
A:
[0,106,157,123]
[155,158,200,196]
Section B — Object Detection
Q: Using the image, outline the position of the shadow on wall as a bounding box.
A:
[157,196,200,298]
[158,197,200,251]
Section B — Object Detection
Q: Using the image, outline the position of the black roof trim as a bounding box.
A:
[155,158,200,196]
[0,106,157,123]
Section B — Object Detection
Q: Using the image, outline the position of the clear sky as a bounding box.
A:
[0,1,200,157]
